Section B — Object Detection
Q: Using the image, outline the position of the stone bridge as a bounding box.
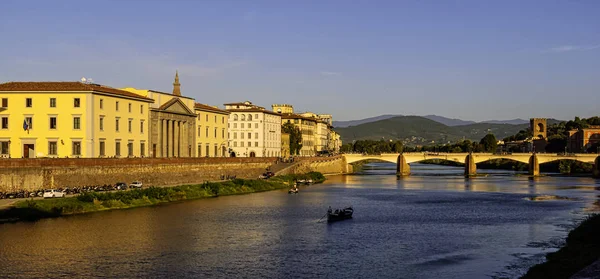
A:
[343,153,600,177]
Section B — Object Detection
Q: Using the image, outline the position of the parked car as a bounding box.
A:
[130,181,143,188]
[115,182,128,190]
[43,189,65,198]
[265,171,275,178]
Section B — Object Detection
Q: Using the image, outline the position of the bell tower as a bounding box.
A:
[172,70,181,96]
[530,118,547,139]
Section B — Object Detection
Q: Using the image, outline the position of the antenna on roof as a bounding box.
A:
[80,77,87,83]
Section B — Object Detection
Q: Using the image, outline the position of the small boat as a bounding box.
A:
[288,186,299,194]
[327,206,353,222]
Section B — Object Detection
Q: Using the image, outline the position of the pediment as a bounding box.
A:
[158,98,195,115]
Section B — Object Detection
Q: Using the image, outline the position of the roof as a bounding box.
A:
[280,113,320,122]
[194,103,229,114]
[148,89,195,100]
[226,108,281,116]
[0,82,154,102]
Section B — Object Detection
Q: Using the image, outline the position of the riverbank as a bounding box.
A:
[0,172,325,223]
[521,214,600,279]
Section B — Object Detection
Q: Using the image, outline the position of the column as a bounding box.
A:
[162,119,167,157]
[176,121,181,157]
[396,154,410,177]
[182,121,188,157]
[167,120,173,157]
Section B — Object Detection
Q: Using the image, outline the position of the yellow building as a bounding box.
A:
[0,81,154,158]
[281,132,290,158]
[122,72,197,157]
[194,103,230,157]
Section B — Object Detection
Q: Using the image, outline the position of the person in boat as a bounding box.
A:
[328,206,332,214]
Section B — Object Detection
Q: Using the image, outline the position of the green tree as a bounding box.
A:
[479,133,497,152]
[282,122,303,155]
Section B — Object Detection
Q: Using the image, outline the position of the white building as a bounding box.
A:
[225,101,281,157]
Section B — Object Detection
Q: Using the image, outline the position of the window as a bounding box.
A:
[25,117,33,129]
[241,114,245,121]
[1,98,7,107]
[222,116,224,124]
[241,133,244,139]
[198,125,201,137]
[206,115,208,121]
[140,105,143,114]
[49,117,57,129]
[214,115,217,122]
[100,117,104,131]
[48,141,57,155]
[115,141,121,156]
[255,114,258,119]
[248,114,252,121]
[233,142,237,147]
[214,145,218,157]
[233,114,238,121]
[241,141,244,147]
[116,101,119,111]
[248,132,251,139]
[140,121,144,133]
[74,98,80,108]
[197,113,201,120]
[197,144,202,157]
[26,98,32,107]
[0,141,8,155]
[116,118,120,132]
[214,127,217,138]
[50,98,56,108]
[100,99,103,109]
[1,117,7,129]
[241,123,244,129]
[222,128,225,138]
[128,120,132,132]
[73,117,81,130]
[140,142,145,157]
[255,133,258,139]
[234,123,237,128]
[99,141,105,156]
[128,142,133,156]
[255,142,258,147]
[248,142,251,148]
[206,144,210,157]
[72,141,81,156]
[128,103,132,113]
[255,123,258,128]
[206,127,209,137]
[234,132,237,139]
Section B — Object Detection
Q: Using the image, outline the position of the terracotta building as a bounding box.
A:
[568,126,600,153]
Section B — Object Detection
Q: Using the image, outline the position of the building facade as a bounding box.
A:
[225,101,281,157]
[281,133,290,158]
[195,103,230,157]
[122,72,197,157]
[0,82,153,158]
[568,126,600,153]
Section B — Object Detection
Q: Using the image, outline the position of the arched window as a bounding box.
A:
[241,114,246,121]
[233,114,238,121]
[248,114,252,121]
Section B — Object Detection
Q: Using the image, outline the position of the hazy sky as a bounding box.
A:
[1,0,599,121]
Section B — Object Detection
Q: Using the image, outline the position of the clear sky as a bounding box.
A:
[1,0,599,121]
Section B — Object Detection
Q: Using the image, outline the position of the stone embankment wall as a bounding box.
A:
[0,158,275,192]
[277,156,351,176]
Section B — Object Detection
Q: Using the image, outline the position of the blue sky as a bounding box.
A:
[1,0,599,121]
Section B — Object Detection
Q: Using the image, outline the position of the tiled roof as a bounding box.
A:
[194,103,229,114]
[0,82,154,102]
[226,108,281,116]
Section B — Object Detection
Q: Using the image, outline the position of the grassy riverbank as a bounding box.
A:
[521,214,600,279]
[0,172,325,223]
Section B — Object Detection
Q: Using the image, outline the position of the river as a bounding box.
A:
[0,163,599,278]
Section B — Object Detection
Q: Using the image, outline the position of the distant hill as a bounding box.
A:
[333,114,400,128]
[334,116,528,146]
[480,118,528,125]
[422,115,476,126]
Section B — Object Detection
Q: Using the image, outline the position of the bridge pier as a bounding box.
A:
[396,154,410,177]
[529,154,540,176]
[594,156,600,178]
[464,154,476,177]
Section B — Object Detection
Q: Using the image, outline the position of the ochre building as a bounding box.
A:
[0,82,153,158]
[195,103,230,157]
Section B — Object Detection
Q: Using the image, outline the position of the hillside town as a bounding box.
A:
[0,72,342,159]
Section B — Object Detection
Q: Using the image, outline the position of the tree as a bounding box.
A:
[479,134,498,153]
[282,122,302,155]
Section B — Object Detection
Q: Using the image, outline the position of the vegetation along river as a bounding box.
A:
[1,163,598,278]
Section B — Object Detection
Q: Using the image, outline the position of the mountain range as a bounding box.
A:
[333,114,530,128]
[333,115,562,146]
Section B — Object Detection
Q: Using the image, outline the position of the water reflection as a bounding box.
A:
[0,163,598,279]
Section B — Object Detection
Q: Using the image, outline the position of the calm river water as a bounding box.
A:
[1,163,599,279]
